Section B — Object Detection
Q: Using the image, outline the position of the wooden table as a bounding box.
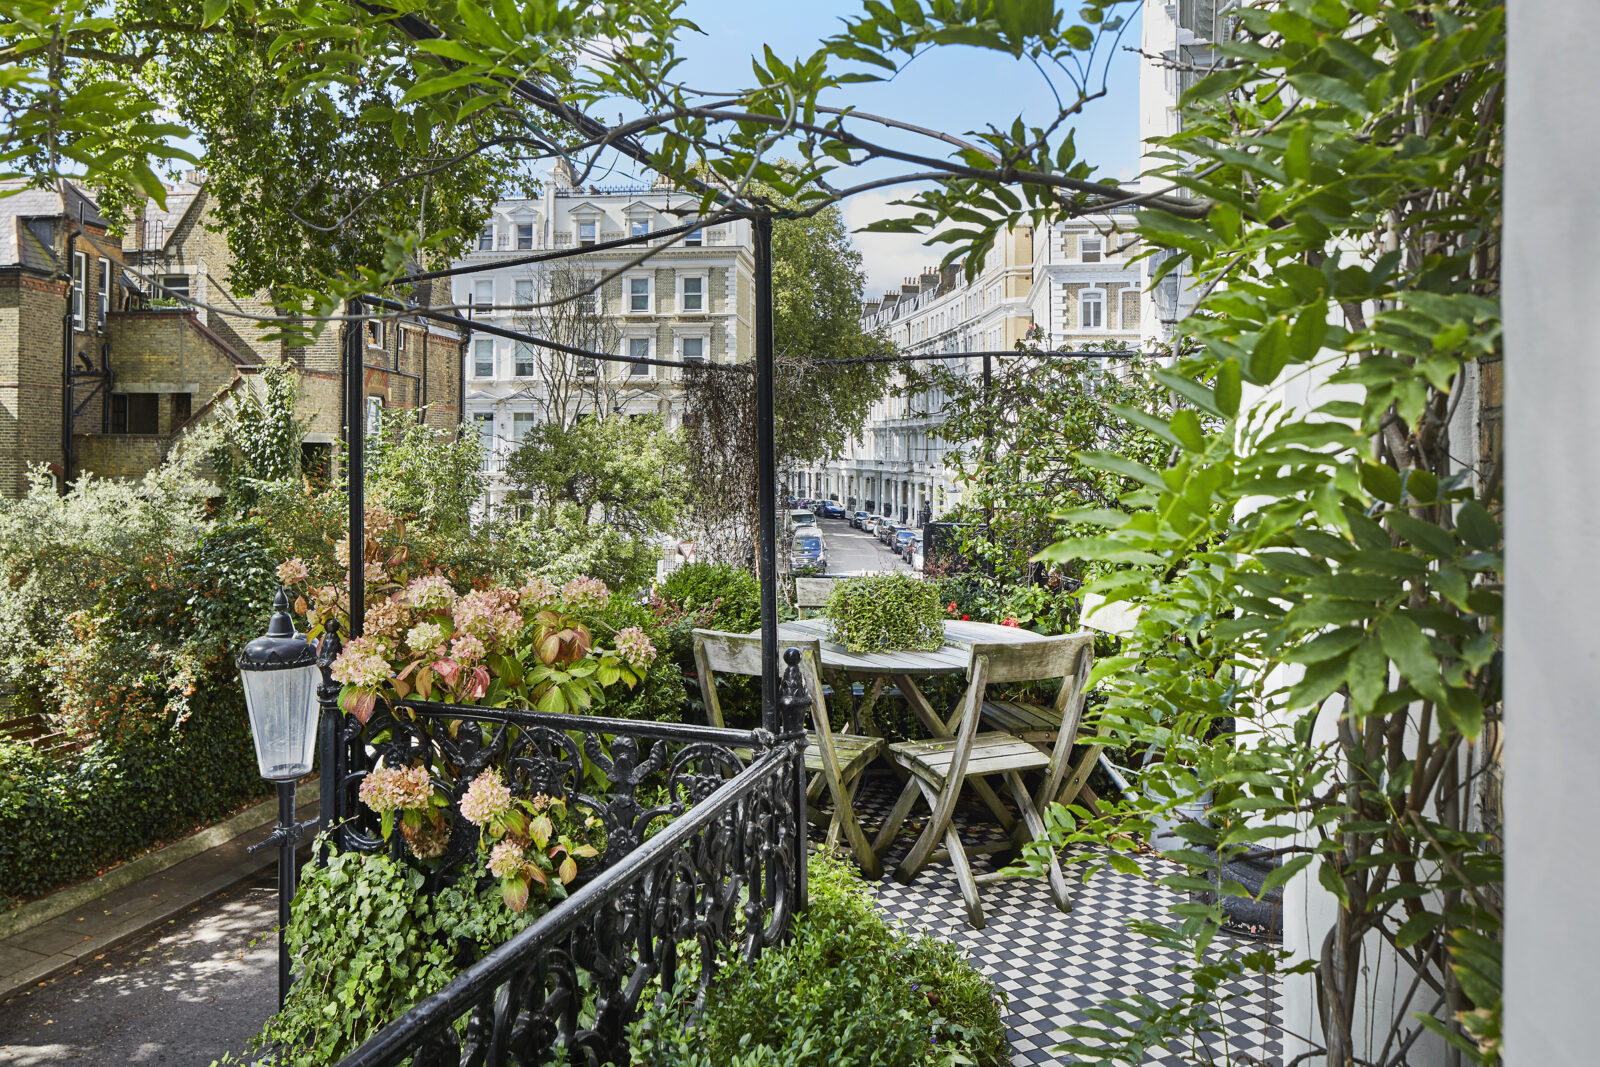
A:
[764,618,1049,738]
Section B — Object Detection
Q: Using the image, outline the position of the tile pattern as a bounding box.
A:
[819,773,1282,1066]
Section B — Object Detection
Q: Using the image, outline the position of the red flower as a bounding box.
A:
[947,602,958,614]
[961,615,970,621]
[1001,617,1020,628]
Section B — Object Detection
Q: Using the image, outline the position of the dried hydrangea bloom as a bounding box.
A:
[364,505,397,537]
[405,574,459,612]
[452,588,524,650]
[401,816,449,860]
[519,576,559,609]
[277,558,310,585]
[358,762,435,812]
[561,576,610,610]
[459,769,514,827]
[334,537,351,569]
[451,633,487,664]
[613,627,657,669]
[331,636,391,689]
[487,839,528,879]
[364,560,387,585]
[405,621,446,654]
[364,595,410,640]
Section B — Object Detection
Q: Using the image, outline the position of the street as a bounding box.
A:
[0,870,278,1066]
[812,516,910,576]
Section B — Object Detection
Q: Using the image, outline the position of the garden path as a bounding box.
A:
[844,772,1283,1067]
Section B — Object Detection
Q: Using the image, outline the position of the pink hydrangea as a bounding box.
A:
[614,627,657,669]
[451,633,486,663]
[405,575,459,612]
[562,576,610,609]
[519,576,559,609]
[459,769,514,826]
[331,636,392,689]
[487,839,528,879]
[277,558,310,585]
[405,621,446,654]
[358,763,434,813]
[452,588,524,650]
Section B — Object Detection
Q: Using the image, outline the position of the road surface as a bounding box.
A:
[814,516,910,576]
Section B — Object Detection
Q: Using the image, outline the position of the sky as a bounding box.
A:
[597,1,1144,295]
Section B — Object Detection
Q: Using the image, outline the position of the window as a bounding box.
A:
[365,318,384,347]
[576,291,597,316]
[631,218,650,238]
[578,220,596,246]
[110,393,158,434]
[473,339,495,377]
[685,228,703,246]
[1079,235,1103,263]
[682,336,706,362]
[512,411,537,445]
[681,275,704,313]
[71,252,86,328]
[473,279,493,310]
[577,355,598,377]
[514,341,536,377]
[365,395,383,438]
[475,413,494,468]
[97,258,111,324]
[628,336,651,376]
[158,274,189,302]
[172,392,192,425]
[1079,289,1104,329]
[628,276,651,313]
[479,223,494,250]
[516,223,534,250]
[514,278,533,309]
[397,327,409,354]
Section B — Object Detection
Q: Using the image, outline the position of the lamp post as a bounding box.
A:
[236,588,322,1009]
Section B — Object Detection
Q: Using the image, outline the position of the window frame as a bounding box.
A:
[1078,287,1106,330]
[472,338,496,379]
[474,412,495,469]
[577,219,597,247]
[684,227,703,247]
[472,279,494,311]
[97,257,111,325]
[625,273,653,314]
[1079,235,1104,263]
[71,251,86,328]
[630,218,651,238]
[365,395,383,438]
[515,223,534,250]
[513,340,537,378]
[478,223,495,251]
[625,335,653,377]
[511,410,538,446]
[678,333,710,364]
[677,271,708,314]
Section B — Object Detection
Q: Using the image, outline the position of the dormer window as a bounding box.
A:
[685,228,703,246]
[578,220,596,247]
[516,223,534,249]
[631,219,650,238]
[478,223,494,251]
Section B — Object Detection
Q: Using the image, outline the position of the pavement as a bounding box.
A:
[0,870,279,1066]
[815,516,910,575]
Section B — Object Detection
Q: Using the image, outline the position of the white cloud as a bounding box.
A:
[840,189,955,299]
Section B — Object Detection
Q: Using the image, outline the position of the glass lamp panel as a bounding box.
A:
[239,665,320,781]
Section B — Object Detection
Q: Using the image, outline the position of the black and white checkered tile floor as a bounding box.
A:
[819,773,1282,1066]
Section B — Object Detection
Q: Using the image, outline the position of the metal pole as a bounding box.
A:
[345,301,365,639]
[753,216,779,731]
[275,781,295,1009]
[982,351,993,534]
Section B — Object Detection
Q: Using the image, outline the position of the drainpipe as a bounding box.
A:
[60,221,78,492]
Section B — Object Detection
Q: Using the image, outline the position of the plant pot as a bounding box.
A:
[1148,790,1213,854]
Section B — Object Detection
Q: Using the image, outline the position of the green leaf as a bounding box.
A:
[1360,463,1402,504]
[1259,854,1314,896]
[1075,451,1166,490]
[1379,615,1446,704]
[1455,501,1500,550]
[1215,359,1242,416]
[1170,409,1205,451]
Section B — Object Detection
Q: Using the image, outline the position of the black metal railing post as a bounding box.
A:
[777,647,810,909]
[316,617,344,838]
[345,299,365,641]
[753,215,780,733]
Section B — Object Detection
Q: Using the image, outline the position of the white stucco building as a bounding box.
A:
[802,214,1144,522]
[453,163,755,512]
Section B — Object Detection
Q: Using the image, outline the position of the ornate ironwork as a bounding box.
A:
[335,742,802,1067]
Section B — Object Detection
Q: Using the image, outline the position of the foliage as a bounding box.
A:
[655,561,763,637]
[365,407,485,542]
[825,573,943,654]
[630,851,1007,1067]
[1007,3,1506,1064]
[503,413,687,544]
[208,360,308,513]
[905,345,1177,579]
[0,690,269,901]
[241,846,540,1065]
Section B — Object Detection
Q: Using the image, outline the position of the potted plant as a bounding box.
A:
[824,573,944,654]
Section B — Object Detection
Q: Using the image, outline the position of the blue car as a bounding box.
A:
[819,500,846,519]
[790,530,828,574]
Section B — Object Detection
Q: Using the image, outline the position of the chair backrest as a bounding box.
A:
[690,629,831,739]
[966,632,1095,740]
[794,577,840,619]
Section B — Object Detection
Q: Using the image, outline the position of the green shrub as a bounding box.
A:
[0,684,270,902]
[825,573,943,654]
[629,852,1007,1067]
[656,561,761,632]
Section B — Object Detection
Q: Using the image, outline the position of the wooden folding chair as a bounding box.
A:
[871,636,1089,928]
[793,576,841,619]
[692,630,886,877]
[977,631,1098,814]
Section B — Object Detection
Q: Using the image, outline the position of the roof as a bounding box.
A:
[139,188,201,252]
[0,178,110,268]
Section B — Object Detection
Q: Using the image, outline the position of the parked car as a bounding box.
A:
[788,508,819,534]
[878,520,901,546]
[906,533,924,570]
[819,500,846,519]
[851,511,869,529]
[790,529,828,575]
[894,529,916,557]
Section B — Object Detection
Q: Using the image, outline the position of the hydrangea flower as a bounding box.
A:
[358,763,434,813]
[451,633,487,664]
[331,636,392,689]
[405,575,459,612]
[364,596,410,639]
[561,576,610,609]
[519,576,559,609]
[614,627,657,669]
[277,558,310,585]
[487,839,528,879]
[453,588,524,649]
[405,621,446,654]
[459,769,514,827]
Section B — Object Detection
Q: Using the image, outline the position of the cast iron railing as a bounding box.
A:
[318,637,812,1067]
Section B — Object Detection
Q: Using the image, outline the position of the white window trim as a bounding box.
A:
[623,333,654,377]
[675,331,711,365]
[512,340,538,379]
[472,278,494,311]
[471,338,497,379]
[365,395,384,438]
[71,251,86,328]
[478,223,495,251]
[575,217,600,247]
[96,257,111,324]
[511,410,539,448]
[514,222,535,250]
[1078,287,1107,331]
[677,271,709,315]
[624,273,654,315]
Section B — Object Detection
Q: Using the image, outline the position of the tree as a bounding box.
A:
[511,264,624,430]
[208,359,309,512]
[365,407,485,541]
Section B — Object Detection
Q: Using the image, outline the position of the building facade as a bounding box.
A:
[455,165,755,513]
[803,214,1143,524]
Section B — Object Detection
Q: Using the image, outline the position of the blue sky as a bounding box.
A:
[607,1,1144,294]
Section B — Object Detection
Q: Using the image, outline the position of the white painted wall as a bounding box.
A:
[1503,4,1600,1064]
